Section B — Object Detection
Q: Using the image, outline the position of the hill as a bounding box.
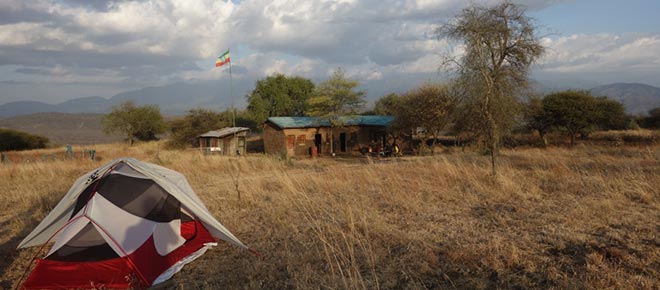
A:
[0,101,59,117]
[3,81,660,118]
[590,83,660,115]
[0,112,123,145]
[0,97,110,118]
[0,80,245,118]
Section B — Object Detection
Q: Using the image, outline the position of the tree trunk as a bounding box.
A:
[488,119,498,176]
[539,131,548,148]
[430,133,437,156]
[570,133,575,147]
[490,144,497,176]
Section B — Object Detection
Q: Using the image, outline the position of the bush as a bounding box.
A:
[167,109,229,149]
[0,128,49,151]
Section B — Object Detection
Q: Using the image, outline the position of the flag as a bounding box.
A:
[215,50,230,67]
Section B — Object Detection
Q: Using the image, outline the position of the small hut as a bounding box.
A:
[198,127,249,156]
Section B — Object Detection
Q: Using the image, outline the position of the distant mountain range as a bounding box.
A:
[0,81,237,118]
[590,83,660,115]
[1,81,660,117]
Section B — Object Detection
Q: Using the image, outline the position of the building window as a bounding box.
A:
[297,135,306,146]
[287,135,295,149]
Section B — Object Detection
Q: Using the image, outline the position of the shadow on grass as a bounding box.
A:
[0,193,61,289]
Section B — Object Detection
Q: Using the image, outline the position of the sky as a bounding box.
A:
[1,0,659,105]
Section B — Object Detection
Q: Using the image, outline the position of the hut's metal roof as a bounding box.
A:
[266,115,393,129]
[198,127,250,138]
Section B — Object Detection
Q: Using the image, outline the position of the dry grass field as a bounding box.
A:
[1,140,659,289]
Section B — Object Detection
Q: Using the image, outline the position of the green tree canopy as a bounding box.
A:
[542,90,598,146]
[246,74,315,124]
[395,83,458,153]
[0,128,49,151]
[642,107,660,129]
[594,97,627,131]
[102,101,167,145]
[373,93,401,116]
[524,96,554,147]
[168,108,229,148]
[307,68,366,117]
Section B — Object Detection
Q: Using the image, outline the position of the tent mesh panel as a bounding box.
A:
[72,173,182,222]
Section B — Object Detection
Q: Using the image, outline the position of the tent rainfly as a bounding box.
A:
[16,158,248,289]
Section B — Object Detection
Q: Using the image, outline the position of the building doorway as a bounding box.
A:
[315,133,322,155]
[339,133,347,152]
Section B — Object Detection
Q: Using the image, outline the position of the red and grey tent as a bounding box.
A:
[16,158,247,289]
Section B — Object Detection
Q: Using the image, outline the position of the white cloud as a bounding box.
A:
[0,0,658,105]
[540,33,660,74]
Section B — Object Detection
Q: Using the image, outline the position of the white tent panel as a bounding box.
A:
[46,215,89,257]
[87,194,157,256]
[153,219,186,256]
[152,242,217,285]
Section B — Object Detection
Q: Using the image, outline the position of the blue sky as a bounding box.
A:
[1,0,659,106]
[531,0,660,34]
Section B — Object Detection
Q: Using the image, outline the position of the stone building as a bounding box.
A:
[263,116,394,157]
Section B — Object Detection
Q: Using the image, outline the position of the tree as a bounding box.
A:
[307,68,366,117]
[642,107,660,129]
[524,96,553,147]
[307,68,367,154]
[168,109,229,148]
[373,93,401,115]
[246,74,315,124]
[0,128,49,151]
[594,97,627,131]
[394,83,458,154]
[102,101,167,145]
[542,91,598,146]
[438,1,544,174]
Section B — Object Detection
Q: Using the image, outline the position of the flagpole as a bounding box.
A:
[229,52,235,128]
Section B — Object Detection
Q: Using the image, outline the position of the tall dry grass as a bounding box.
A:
[1,141,660,289]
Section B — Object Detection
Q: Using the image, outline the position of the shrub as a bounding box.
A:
[0,128,49,151]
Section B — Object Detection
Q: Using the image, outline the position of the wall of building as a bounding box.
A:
[198,131,248,156]
[264,124,391,157]
[263,123,287,156]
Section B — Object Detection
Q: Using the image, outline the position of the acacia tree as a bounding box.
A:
[594,97,627,131]
[394,83,458,154]
[542,91,599,146]
[373,93,401,116]
[643,107,660,129]
[246,74,315,124]
[438,1,544,174]
[102,101,167,145]
[307,68,366,116]
[524,96,554,147]
[168,109,229,148]
[307,68,366,154]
